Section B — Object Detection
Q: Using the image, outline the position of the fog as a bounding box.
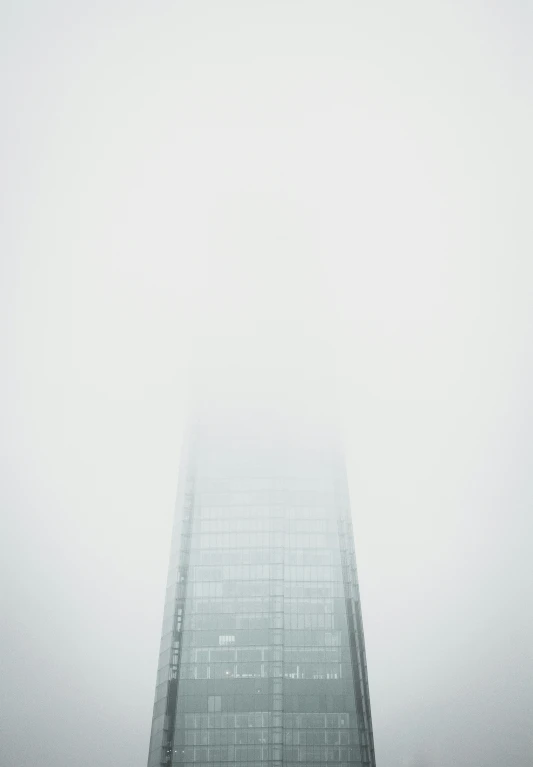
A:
[2,2,532,766]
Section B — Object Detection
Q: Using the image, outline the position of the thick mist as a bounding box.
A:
[2,2,532,767]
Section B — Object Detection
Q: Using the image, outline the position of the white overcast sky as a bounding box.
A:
[1,2,532,766]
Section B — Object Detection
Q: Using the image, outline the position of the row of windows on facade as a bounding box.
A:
[179,630,345,648]
[187,584,343,603]
[165,580,350,615]
[190,565,342,582]
[181,647,349,664]
[151,684,355,723]
[190,548,339,566]
[172,694,356,713]
[191,627,345,643]
[183,613,344,630]
[186,597,345,615]
[188,582,345,599]
[194,518,339,534]
[157,646,351,686]
[176,727,354,745]
[170,745,362,762]
[172,683,352,702]
[171,762,358,767]
[176,712,352,729]
[196,505,340,521]
[178,663,349,680]
[190,533,340,549]
[157,640,348,676]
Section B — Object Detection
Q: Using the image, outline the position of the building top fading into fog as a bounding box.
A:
[147,337,376,767]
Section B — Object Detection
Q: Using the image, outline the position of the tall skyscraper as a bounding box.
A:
[147,348,376,767]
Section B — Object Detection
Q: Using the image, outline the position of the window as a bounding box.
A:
[207,696,221,713]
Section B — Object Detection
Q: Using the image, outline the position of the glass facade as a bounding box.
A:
[147,427,375,767]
